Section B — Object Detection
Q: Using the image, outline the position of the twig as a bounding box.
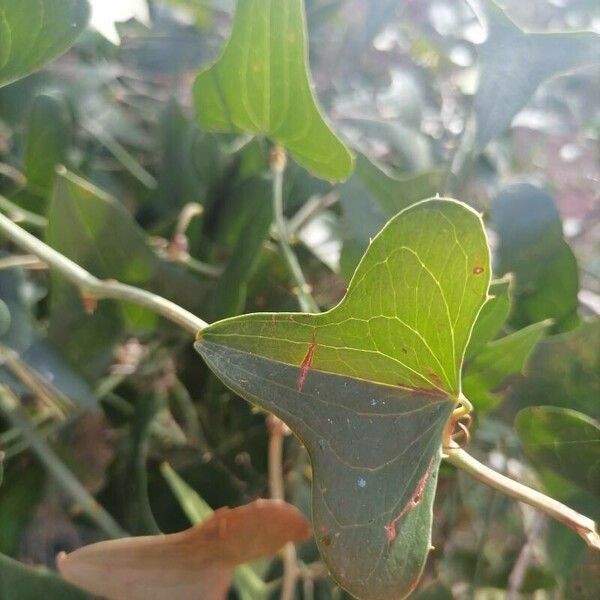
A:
[0,254,47,270]
[267,414,299,600]
[0,211,208,335]
[287,191,339,236]
[506,514,545,600]
[0,194,47,229]
[270,147,319,313]
[445,445,600,550]
[0,385,126,539]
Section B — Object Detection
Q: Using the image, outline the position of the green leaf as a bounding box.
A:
[195,198,491,599]
[463,320,550,411]
[46,170,210,378]
[491,183,579,333]
[193,0,353,182]
[508,318,600,420]
[0,553,88,600]
[0,0,90,88]
[340,154,445,278]
[474,1,600,147]
[516,406,600,499]
[465,277,511,359]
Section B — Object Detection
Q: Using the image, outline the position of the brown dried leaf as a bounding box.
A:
[57,499,311,600]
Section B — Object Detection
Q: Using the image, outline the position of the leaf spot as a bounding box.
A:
[357,477,367,489]
[296,337,317,392]
[473,266,484,274]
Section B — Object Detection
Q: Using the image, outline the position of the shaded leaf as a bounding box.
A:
[0,0,90,88]
[46,170,209,378]
[516,406,600,500]
[340,154,444,278]
[196,198,491,599]
[508,318,600,420]
[58,499,311,600]
[193,0,353,182]
[491,183,579,333]
[463,320,550,411]
[474,1,600,147]
[0,552,87,600]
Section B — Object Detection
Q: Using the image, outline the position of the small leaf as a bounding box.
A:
[491,183,579,333]
[57,499,311,600]
[196,198,491,599]
[474,0,600,147]
[0,0,90,88]
[516,406,600,499]
[193,0,353,182]
[463,320,550,411]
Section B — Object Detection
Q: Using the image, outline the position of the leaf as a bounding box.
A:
[508,318,600,420]
[340,154,444,278]
[57,499,311,600]
[474,1,600,147]
[516,406,600,499]
[491,183,579,333]
[463,320,550,411]
[193,0,353,182]
[0,552,87,600]
[46,169,210,378]
[0,0,90,88]
[195,198,491,599]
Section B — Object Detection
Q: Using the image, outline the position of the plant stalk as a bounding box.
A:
[445,445,600,550]
[0,211,208,335]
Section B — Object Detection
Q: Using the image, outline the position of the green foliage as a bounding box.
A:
[0,0,89,88]
[196,199,490,599]
[193,0,353,181]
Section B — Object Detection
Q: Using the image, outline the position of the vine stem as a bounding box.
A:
[445,445,600,550]
[0,211,208,335]
[270,147,320,313]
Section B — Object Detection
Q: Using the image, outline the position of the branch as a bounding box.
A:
[270,147,319,313]
[0,211,208,335]
[445,445,600,550]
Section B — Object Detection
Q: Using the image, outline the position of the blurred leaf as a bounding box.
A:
[491,183,579,333]
[193,0,353,182]
[413,581,454,600]
[466,277,511,359]
[508,318,600,420]
[0,552,87,600]
[196,199,491,599]
[463,320,550,411]
[46,170,209,377]
[24,93,72,200]
[474,1,600,147]
[516,406,600,499]
[0,0,90,88]
[0,269,97,410]
[340,154,444,278]
[0,298,9,336]
[58,499,311,600]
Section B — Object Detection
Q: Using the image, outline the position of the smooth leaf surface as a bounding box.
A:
[0,0,90,88]
[508,318,600,420]
[46,170,209,378]
[340,154,444,278]
[0,552,87,600]
[463,320,550,411]
[58,499,311,600]
[474,1,600,147]
[491,183,579,333]
[196,198,491,599]
[193,0,352,181]
[516,407,600,499]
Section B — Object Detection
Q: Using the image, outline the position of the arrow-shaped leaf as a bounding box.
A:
[193,0,353,182]
[195,198,491,599]
[0,0,90,88]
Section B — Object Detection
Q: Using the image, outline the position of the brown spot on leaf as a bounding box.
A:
[473,266,484,275]
[296,336,317,392]
[321,534,332,547]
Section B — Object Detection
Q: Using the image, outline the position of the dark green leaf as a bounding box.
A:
[196,198,491,599]
[474,1,600,147]
[491,183,579,333]
[516,406,600,499]
[0,0,90,88]
[463,320,550,411]
[193,0,353,181]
